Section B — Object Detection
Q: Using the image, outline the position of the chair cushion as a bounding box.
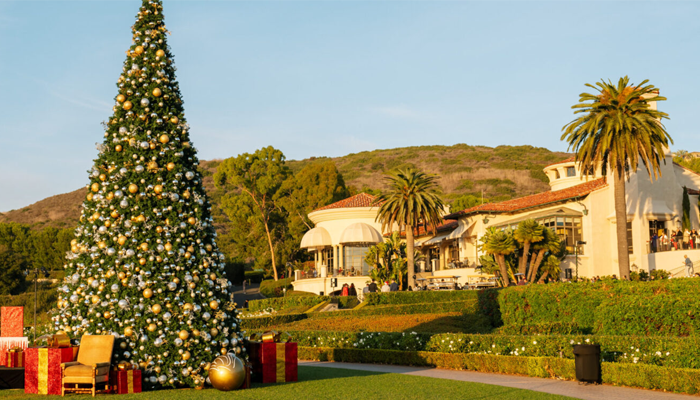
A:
[63,364,110,378]
[77,335,114,366]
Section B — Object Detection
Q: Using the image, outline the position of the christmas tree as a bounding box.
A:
[56,0,242,389]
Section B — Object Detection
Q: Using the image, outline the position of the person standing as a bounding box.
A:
[381,281,391,292]
[341,283,349,296]
[349,283,357,297]
[683,229,691,250]
[368,280,378,293]
[651,232,658,253]
[685,255,694,277]
[389,280,399,292]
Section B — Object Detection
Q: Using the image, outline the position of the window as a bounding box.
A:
[343,245,370,276]
[554,170,561,179]
[541,216,583,255]
[449,241,459,261]
[427,247,440,272]
[627,221,634,254]
[323,247,334,272]
[566,167,576,177]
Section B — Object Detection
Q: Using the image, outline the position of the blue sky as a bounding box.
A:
[1,1,699,212]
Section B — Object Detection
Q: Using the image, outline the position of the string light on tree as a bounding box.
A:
[56,0,243,390]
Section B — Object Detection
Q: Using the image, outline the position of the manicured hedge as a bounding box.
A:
[308,300,478,319]
[364,290,479,306]
[240,313,307,330]
[298,347,700,395]
[259,278,294,298]
[496,322,585,335]
[498,279,700,336]
[248,295,329,312]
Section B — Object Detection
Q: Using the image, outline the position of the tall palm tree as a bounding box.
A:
[527,228,562,282]
[481,227,518,287]
[513,219,544,276]
[561,77,672,279]
[374,168,444,288]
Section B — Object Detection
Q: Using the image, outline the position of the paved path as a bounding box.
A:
[299,361,695,400]
[231,282,264,308]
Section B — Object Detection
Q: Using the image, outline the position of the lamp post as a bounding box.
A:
[575,241,586,280]
[31,266,49,345]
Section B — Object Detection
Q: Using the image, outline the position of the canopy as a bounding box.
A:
[300,226,332,249]
[446,221,472,240]
[339,223,383,245]
[421,233,449,246]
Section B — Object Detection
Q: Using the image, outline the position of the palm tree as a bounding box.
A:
[481,227,518,286]
[527,228,562,282]
[513,219,544,276]
[561,77,672,279]
[374,169,444,288]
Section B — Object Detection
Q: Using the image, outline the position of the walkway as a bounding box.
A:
[299,361,694,400]
[231,282,264,308]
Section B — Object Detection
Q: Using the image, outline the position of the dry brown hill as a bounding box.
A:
[0,144,569,230]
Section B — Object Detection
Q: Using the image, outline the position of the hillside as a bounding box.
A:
[0,144,569,230]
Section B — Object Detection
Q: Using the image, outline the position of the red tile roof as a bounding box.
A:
[544,156,575,168]
[313,193,380,212]
[444,178,607,219]
[387,220,458,238]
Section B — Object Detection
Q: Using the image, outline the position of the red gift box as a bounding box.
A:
[249,341,298,383]
[6,349,24,367]
[109,370,142,394]
[24,347,77,395]
[1,307,24,337]
[0,337,28,367]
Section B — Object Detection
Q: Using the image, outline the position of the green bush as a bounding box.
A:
[244,270,265,284]
[595,295,700,336]
[259,277,294,298]
[0,289,58,325]
[248,294,329,312]
[363,290,478,306]
[240,313,307,330]
[497,322,586,335]
[308,300,478,319]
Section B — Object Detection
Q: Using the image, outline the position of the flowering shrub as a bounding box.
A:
[239,307,278,319]
[248,295,329,312]
[308,300,479,319]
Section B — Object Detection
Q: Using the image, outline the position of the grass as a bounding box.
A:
[0,366,574,400]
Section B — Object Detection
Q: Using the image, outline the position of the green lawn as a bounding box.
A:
[0,366,574,400]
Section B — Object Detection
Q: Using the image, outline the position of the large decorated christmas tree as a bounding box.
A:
[55,0,242,389]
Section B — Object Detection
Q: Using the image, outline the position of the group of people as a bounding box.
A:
[650,229,700,252]
[339,283,357,296]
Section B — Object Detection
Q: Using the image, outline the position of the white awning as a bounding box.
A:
[446,221,473,240]
[339,223,383,244]
[300,227,332,249]
[421,233,450,246]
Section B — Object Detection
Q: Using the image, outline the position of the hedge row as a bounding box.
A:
[498,279,700,335]
[259,278,294,298]
[248,295,330,312]
[239,313,307,330]
[308,300,478,319]
[298,347,700,395]
[363,290,478,306]
[277,330,700,369]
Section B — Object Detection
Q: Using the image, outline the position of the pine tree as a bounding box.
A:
[55,0,242,389]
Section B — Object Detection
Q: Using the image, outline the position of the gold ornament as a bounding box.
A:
[152,304,162,314]
[156,225,164,233]
[115,145,123,152]
[210,328,219,336]
[99,174,106,181]
[154,185,164,194]
[173,277,181,285]
[182,351,191,360]
[209,354,245,391]
[91,183,100,192]
[121,277,129,286]
[104,220,111,228]
[128,184,138,193]
[166,162,175,171]
[98,241,106,249]
[184,252,191,259]
[106,192,114,200]
[156,256,163,263]
[103,311,111,319]
[188,282,196,289]
[143,288,153,298]
[159,134,169,144]
[152,88,162,97]
[182,191,190,199]
[156,49,165,58]
[117,236,127,246]
[183,303,193,311]
[123,101,133,110]
[188,217,196,225]
[140,242,149,251]
[116,94,126,103]
[124,327,134,337]
[139,258,147,266]
[147,161,159,172]
[192,329,200,337]
[164,243,173,252]
[170,116,179,124]
[91,295,100,304]
[209,300,219,310]
[178,330,189,340]
[147,323,157,332]
[110,210,119,219]
[118,272,126,280]
[149,142,156,150]
[134,46,144,55]
[86,193,93,201]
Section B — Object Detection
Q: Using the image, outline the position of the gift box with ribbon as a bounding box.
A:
[109,369,142,394]
[24,347,77,395]
[6,348,24,368]
[47,334,71,348]
[248,331,298,384]
[0,337,28,367]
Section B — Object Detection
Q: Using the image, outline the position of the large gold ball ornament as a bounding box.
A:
[116,94,126,103]
[152,88,162,97]
[183,303,193,311]
[104,220,111,228]
[209,300,219,310]
[118,272,126,280]
[192,329,200,337]
[91,295,100,304]
[91,183,100,192]
[137,214,146,223]
[86,193,93,201]
[123,101,133,110]
[147,323,157,332]
[139,258,147,266]
[106,192,114,200]
[124,327,133,337]
[118,236,127,246]
[128,184,139,193]
[154,185,163,194]
[156,225,164,233]
[99,174,106,181]
[149,142,156,150]
[151,304,162,314]
[182,351,190,361]
[115,145,123,152]
[140,243,149,251]
[110,210,120,219]
[134,46,144,55]
[208,354,245,391]
[178,330,189,340]
[170,116,179,124]
[166,162,175,171]
[159,134,169,144]
[103,311,111,319]
[143,288,153,298]
[188,217,196,225]
[98,241,106,249]
[155,49,165,58]
[164,243,173,252]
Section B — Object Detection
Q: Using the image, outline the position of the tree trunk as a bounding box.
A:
[406,225,415,289]
[497,254,510,287]
[528,249,546,282]
[518,241,530,276]
[538,270,549,283]
[614,172,630,279]
[263,218,279,281]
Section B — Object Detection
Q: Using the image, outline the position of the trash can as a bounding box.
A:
[572,344,601,383]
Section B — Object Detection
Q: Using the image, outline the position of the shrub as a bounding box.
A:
[309,300,479,319]
[497,322,586,335]
[244,270,265,284]
[363,290,478,306]
[259,278,294,298]
[240,313,307,330]
[248,294,329,312]
[595,295,700,336]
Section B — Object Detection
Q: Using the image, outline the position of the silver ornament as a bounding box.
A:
[119,127,128,134]
[154,338,163,347]
[167,282,177,291]
[120,199,129,209]
[114,190,124,198]
[70,295,79,303]
[135,165,145,173]
[111,284,120,293]
[140,98,150,107]
[163,312,172,321]
[140,141,149,149]
[107,248,116,256]
[174,338,183,346]
[185,171,194,180]
[118,299,129,309]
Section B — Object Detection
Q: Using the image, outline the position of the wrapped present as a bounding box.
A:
[24,347,77,395]
[0,307,24,337]
[6,348,24,368]
[249,332,297,384]
[109,369,142,394]
[0,337,28,367]
[47,334,71,348]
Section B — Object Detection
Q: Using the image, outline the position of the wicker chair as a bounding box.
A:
[61,335,114,397]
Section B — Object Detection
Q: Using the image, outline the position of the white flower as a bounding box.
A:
[533,341,537,345]
[521,347,525,351]
[585,338,590,343]
[570,340,575,344]
[666,352,670,356]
